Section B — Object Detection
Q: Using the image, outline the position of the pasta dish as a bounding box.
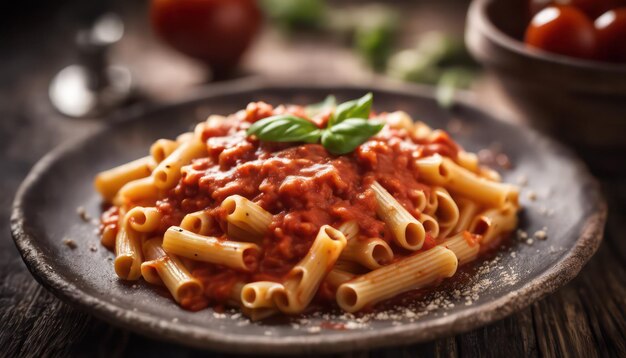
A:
[95,94,520,320]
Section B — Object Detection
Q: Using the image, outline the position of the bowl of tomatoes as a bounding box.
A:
[466,0,626,175]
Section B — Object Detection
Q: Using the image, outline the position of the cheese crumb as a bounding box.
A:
[76,206,92,222]
[63,239,77,249]
[534,230,548,240]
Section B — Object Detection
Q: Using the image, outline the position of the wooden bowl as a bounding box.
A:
[466,0,626,175]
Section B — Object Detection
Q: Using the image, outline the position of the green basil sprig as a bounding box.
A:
[304,95,336,119]
[329,92,372,126]
[321,118,384,154]
[246,93,383,155]
[247,115,322,143]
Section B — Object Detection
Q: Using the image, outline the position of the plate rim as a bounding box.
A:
[10,81,607,354]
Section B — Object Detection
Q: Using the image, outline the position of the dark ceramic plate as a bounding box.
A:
[11,82,606,354]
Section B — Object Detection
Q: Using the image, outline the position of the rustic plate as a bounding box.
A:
[11,82,606,354]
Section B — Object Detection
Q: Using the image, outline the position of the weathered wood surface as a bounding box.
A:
[1,1,624,357]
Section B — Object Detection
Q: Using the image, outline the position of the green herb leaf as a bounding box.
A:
[247,94,383,155]
[353,5,399,71]
[330,92,373,126]
[260,0,327,32]
[436,68,476,109]
[247,115,322,143]
[321,118,384,155]
[305,95,336,118]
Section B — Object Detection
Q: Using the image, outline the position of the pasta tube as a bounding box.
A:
[336,246,458,312]
[415,154,519,208]
[180,210,213,236]
[141,238,204,306]
[272,226,347,314]
[221,195,273,242]
[337,220,359,241]
[94,156,154,202]
[241,307,279,321]
[371,181,426,251]
[126,206,163,233]
[413,121,433,139]
[114,213,144,280]
[325,268,356,288]
[150,139,180,164]
[469,204,518,247]
[457,151,479,173]
[116,177,159,205]
[340,237,393,269]
[432,187,460,239]
[241,281,284,309]
[452,197,480,235]
[385,111,415,131]
[176,132,194,143]
[101,208,125,250]
[333,260,367,274]
[163,227,261,272]
[410,189,428,213]
[440,232,480,265]
[423,189,438,216]
[418,213,440,239]
[152,139,207,190]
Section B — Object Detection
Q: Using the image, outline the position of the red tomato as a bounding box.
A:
[595,8,626,62]
[525,5,597,59]
[151,0,261,74]
[528,0,626,19]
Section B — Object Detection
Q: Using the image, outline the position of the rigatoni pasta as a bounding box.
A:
[95,94,521,319]
[180,210,213,235]
[152,139,207,190]
[241,281,283,309]
[114,212,144,280]
[336,247,459,312]
[141,238,204,308]
[415,154,519,208]
[163,227,261,272]
[272,226,346,314]
[95,156,154,202]
[221,195,272,242]
[371,181,426,251]
[341,237,393,269]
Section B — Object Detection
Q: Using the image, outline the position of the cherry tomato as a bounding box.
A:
[528,0,626,19]
[525,5,597,59]
[151,0,261,74]
[595,8,626,62]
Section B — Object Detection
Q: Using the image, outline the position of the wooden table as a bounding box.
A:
[1,1,624,356]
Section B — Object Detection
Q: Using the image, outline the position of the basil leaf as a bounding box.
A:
[330,92,373,126]
[305,95,336,118]
[321,118,384,155]
[247,115,322,143]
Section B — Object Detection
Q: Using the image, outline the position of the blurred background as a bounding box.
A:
[0,0,494,111]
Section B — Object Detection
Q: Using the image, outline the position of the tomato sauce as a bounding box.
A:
[117,101,462,307]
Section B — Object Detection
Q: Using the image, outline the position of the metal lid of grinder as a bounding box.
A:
[49,13,132,118]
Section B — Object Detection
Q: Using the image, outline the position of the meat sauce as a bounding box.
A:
[111,102,462,308]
